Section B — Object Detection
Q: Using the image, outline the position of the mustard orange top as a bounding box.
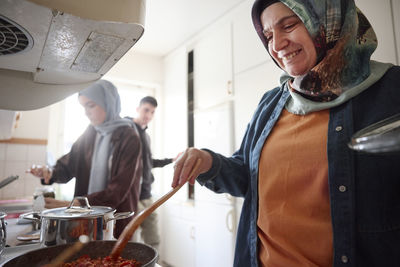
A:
[257,109,333,267]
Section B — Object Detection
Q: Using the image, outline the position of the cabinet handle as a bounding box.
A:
[226,209,234,233]
[190,226,195,239]
[227,80,233,95]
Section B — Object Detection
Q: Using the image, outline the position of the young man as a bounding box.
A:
[128,96,174,251]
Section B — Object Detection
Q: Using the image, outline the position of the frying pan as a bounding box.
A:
[2,240,158,267]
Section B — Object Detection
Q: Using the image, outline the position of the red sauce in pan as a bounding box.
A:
[61,255,140,267]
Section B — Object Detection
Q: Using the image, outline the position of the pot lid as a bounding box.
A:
[348,113,400,153]
[41,205,115,219]
[40,197,114,219]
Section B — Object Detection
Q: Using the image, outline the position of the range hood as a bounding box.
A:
[0,0,145,110]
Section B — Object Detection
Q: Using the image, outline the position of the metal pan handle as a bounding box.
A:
[105,211,135,223]
[19,211,41,223]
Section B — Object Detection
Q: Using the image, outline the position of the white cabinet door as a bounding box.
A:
[356,0,397,64]
[195,202,236,267]
[194,23,233,110]
[194,101,235,205]
[161,47,189,197]
[234,61,283,148]
[162,202,196,267]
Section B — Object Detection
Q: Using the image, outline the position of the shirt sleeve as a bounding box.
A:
[152,158,173,168]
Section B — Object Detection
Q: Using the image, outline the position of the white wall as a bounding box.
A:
[106,50,164,85]
[13,107,50,139]
[0,107,50,200]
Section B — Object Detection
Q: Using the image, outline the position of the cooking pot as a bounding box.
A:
[0,212,6,255]
[20,197,134,246]
[2,240,158,267]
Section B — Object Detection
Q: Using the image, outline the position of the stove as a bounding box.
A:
[0,243,41,265]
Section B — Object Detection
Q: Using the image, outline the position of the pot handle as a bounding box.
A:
[19,211,41,223]
[105,211,135,223]
[68,196,92,209]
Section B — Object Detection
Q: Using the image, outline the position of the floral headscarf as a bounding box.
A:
[252,0,392,113]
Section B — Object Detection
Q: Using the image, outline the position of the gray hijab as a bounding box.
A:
[79,80,133,194]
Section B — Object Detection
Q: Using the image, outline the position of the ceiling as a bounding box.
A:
[132,0,247,56]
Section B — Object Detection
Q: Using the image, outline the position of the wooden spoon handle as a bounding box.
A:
[45,235,89,267]
[110,158,202,259]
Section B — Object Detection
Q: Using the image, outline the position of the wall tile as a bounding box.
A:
[0,161,5,179]
[6,144,28,162]
[2,161,28,199]
[0,144,6,161]
[24,176,41,199]
[27,145,47,163]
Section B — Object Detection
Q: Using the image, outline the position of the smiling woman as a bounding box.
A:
[260,3,317,76]
[170,0,400,266]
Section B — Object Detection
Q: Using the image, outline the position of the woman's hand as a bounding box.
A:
[172,148,213,187]
[26,164,52,184]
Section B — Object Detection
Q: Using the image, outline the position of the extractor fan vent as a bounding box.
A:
[0,15,33,56]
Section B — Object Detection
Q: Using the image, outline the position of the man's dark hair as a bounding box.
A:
[140,96,158,107]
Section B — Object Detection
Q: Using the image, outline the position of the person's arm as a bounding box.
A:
[27,127,93,185]
[172,146,250,198]
[152,158,173,168]
[49,126,94,185]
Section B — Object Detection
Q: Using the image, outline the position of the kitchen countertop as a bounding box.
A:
[4,218,36,247]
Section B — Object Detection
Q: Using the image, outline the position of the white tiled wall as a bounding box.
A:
[0,143,46,200]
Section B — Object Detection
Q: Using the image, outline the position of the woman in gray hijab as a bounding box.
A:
[29,80,142,238]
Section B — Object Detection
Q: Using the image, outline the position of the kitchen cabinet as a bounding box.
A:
[194,22,233,110]
[234,61,283,147]
[194,101,235,205]
[195,202,236,267]
[193,100,238,267]
[159,47,195,267]
[161,202,196,267]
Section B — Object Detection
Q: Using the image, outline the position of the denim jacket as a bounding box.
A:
[197,66,400,267]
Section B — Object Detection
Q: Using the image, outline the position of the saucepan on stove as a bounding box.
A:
[19,197,134,246]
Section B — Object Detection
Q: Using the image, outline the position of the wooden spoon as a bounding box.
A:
[44,235,90,267]
[110,158,202,259]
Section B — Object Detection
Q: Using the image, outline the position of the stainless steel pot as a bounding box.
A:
[20,197,134,246]
[0,212,6,255]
